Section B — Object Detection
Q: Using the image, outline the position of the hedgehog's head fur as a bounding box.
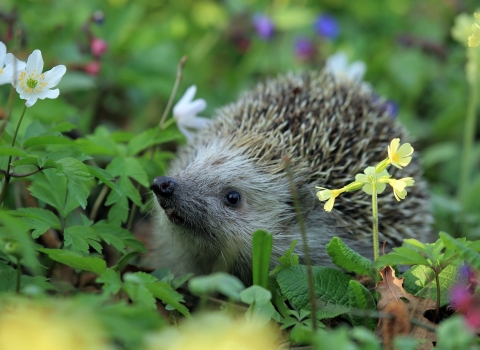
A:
[149,69,432,283]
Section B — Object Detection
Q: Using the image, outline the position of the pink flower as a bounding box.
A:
[90,38,108,57]
[450,285,480,330]
[85,61,100,76]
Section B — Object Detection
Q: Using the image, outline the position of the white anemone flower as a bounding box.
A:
[0,41,26,85]
[173,85,212,141]
[13,50,66,107]
[325,52,366,83]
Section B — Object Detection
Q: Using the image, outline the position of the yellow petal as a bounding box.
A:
[317,189,332,201]
[396,143,414,158]
[324,197,335,211]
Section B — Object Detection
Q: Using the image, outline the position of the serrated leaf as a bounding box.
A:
[10,208,61,239]
[403,264,459,307]
[93,222,146,253]
[252,230,272,289]
[87,165,121,194]
[97,269,123,295]
[107,157,149,188]
[66,177,90,210]
[270,240,299,276]
[189,273,245,301]
[24,135,74,148]
[277,265,352,310]
[64,226,102,254]
[29,170,67,216]
[403,239,428,254]
[123,281,156,310]
[348,280,377,330]
[57,157,92,181]
[440,232,480,269]
[145,282,191,317]
[38,248,106,275]
[327,237,373,276]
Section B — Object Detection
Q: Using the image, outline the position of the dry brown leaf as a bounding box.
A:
[375,266,437,350]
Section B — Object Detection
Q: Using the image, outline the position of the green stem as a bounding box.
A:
[0,86,16,143]
[458,57,478,216]
[0,104,28,206]
[434,269,440,322]
[16,257,21,293]
[372,181,379,261]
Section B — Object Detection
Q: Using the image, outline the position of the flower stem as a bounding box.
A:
[0,104,28,206]
[16,257,21,293]
[458,56,478,220]
[0,86,16,143]
[371,181,379,261]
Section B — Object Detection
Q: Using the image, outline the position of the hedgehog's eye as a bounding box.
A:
[224,191,241,207]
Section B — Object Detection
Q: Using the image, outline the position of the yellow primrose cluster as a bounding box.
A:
[469,13,480,47]
[316,138,415,212]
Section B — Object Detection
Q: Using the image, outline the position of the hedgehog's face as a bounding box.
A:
[150,140,304,258]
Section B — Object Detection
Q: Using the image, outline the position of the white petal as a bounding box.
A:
[0,65,13,85]
[36,88,59,100]
[25,96,38,107]
[0,42,6,67]
[326,52,347,75]
[180,116,212,129]
[173,85,197,115]
[347,61,366,82]
[43,65,66,88]
[5,53,26,71]
[174,99,207,119]
[26,50,44,76]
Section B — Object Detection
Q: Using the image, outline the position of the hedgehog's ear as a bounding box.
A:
[292,184,316,219]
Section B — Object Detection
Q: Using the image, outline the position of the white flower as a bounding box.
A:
[325,52,366,83]
[173,85,212,141]
[0,42,26,86]
[13,50,66,107]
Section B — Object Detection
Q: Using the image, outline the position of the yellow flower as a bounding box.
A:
[387,138,414,169]
[355,166,390,195]
[146,313,279,350]
[388,177,415,201]
[0,297,109,350]
[468,22,480,47]
[316,187,344,212]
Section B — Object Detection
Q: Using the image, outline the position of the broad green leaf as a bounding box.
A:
[64,226,103,254]
[38,248,106,275]
[189,272,245,301]
[10,208,61,238]
[97,269,123,295]
[107,157,150,188]
[376,246,430,267]
[348,280,377,330]
[57,157,92,181]
[403,264,460,307]
[126,127,181,156]
[29,170,68,217]
[276,265,352,310]
[252,230,272,289]
[327,237,373,276]
[440,232,480,270]
[403,238,428,254]
[50,122,77,133]
[66,177,90,210]
[0,146,27,157]
[24,135,74,148]
[0,263,16,292]
[145,282,191,317]
[12,156,39,167]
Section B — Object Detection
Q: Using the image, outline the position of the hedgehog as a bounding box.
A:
[148,64,432,284]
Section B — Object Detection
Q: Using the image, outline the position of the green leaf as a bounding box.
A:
[276,265,352,310]
[145,282,191,318]
[38,248,106,275]
[107,157,150,188]
[87,165,121,194]
[240,285,279,324]
[348,280,377,330]
[270,240,299,276]
[403,264,459,307]
[0,146,27,156]
[327,237,374,276]
[189,272,245,301]
[23,135,74,148]
[126,127,181,156]
[12,156,39,167]
[64,226,103,254]
[116,252,140,272]
[57,157,92,181]
[0,263,17,292]
[376,246,430,267]
[97,269,123,295]
[29,170,68,216]
[252,230,272,289]
[10,208,61,239]
[50,122,77,133]
[93,222,146,253]
[440,232,480,270]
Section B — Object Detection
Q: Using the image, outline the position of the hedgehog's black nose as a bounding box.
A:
[150,176,177,197]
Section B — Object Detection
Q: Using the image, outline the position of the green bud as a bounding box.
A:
[344,181,364,192]
[375,158,390,173]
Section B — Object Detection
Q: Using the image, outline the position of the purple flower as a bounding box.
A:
[384,100,399,117]
[252,14,275,40]
[294,37,315,61]
[314,14,340,40]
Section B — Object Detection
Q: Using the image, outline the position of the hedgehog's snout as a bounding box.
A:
[151,176,177,197]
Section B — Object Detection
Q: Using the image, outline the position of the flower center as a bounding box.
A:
[27,77,38,89]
